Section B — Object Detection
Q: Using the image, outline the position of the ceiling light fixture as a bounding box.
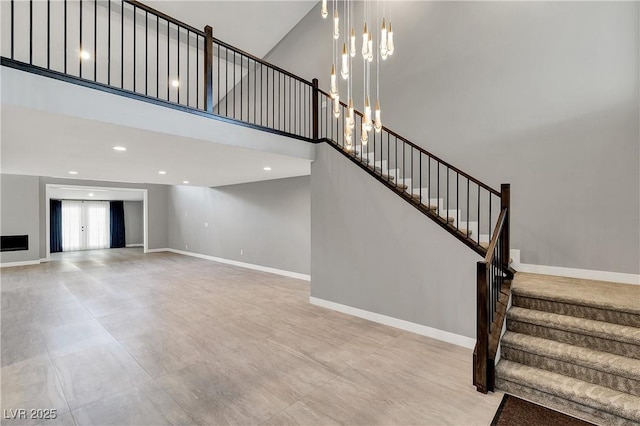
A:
[158,171,167,175]
[113,146,127,151]
[322,0,394,146]
[263,167,272,171]
[79,50,91,60]
[171,79,180,88]
[182,180,190,184]
[89,193,94,197]
[68,171,78,175]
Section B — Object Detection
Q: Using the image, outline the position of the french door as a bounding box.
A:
[61,201,110,251]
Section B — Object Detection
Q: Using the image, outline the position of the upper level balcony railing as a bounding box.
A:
[1,0,315,141]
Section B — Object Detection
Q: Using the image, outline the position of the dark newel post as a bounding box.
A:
[204,25,213,113]
[500,183,511,269]
[312,78,319,140]
[476,261,489,394]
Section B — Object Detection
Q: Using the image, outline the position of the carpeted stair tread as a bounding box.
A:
[508,307,640,347]
[502,332,640,381]
[512,273,640,317]
[496,360,640,423]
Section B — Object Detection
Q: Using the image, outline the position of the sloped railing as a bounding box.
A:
[1,0,513,392]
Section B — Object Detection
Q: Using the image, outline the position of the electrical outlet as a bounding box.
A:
[185,244,188,250]
[185,212,188,217]
[204,222,208,227]
[240,250,244,255]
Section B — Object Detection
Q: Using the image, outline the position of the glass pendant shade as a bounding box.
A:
[374,99,382,133]
[361,23,369,59]
[333,10,340,40]
[380,18,388,60]
[368,33,374,62]
[341,43,349,79]
[350,28,356,58]
[321,0,328,18]
[348,98,355,129]
[330,64,337,97]
[387,23,394,55]
[364,96,373,131]
[333,94,340,118]
[361,122,369,145]
[345,118,353,148]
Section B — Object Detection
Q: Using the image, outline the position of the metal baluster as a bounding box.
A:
[456,173,459,231]
[467,179,470,239]
[108,0,111,85]
[10,0,14,59]
[155,15,158,97]
[93,0,97,80]
[47,0,50,68]
[133,5,136,92]
[121,0,124,89]
[176,26,179,102]
[166,21,169,100]
[144,13,148,95]
[196,35,199,108]
[78,0,81,73]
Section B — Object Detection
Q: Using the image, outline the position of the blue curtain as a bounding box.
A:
[50,200,63,253]
[110,201,126,248]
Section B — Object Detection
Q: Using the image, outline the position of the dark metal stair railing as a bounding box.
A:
[2,0,513,393]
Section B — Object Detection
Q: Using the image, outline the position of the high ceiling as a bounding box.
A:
[144,1,317,58]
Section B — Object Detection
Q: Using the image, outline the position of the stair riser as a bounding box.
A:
[513,295,640,328]
[502,347,640,397]
[508,320,640,360]
[496,379,636,426]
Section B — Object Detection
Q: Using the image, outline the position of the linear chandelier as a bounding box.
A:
[322,0,394,150]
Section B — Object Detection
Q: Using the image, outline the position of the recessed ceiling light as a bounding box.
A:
[263,167,272,171]
[68,171,78,175]
[80,50,91,60]
[113,146,127,151]
[89,193,94,197]
[182,180,190,184]
[171,79,180,87]
[158,170,167,175]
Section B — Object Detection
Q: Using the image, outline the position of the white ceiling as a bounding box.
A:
[145,1,317,59]
[49,186,145,201]
[1,106,311,187]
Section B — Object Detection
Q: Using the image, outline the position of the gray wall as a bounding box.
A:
[312,144,480,337]
[268,1,640,274]
[37,176,169,257]
[0,174,40,263]
[124,201,144,246]
[168,176,311,275]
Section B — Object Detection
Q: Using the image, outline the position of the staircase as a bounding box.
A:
[496,273,640,425]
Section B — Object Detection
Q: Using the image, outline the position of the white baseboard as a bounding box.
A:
[40,258,51,263]
[0,259,41,268]
[154,248,311,281]
[146,248,170,253]
[512,260,640,286]
[309,296,476,349]
[126,244,144,248]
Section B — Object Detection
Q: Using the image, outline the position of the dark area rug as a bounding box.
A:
[491,394,594,426]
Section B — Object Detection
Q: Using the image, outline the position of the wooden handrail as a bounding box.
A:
[483,209,507,263]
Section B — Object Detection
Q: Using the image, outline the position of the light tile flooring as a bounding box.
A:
[1,248,503,425]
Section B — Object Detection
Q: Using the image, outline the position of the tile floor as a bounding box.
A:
[1,248,502,425]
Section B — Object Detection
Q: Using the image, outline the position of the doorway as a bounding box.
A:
[45,184,148,260]
[61,200,111,251]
